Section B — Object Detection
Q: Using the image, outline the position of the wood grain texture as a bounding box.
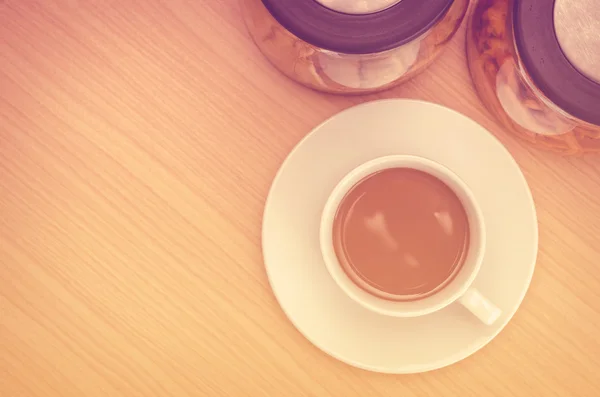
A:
[1,1,599,395]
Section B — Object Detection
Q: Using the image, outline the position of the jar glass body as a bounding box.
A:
[466,0,600,155]
[242,0,469,94]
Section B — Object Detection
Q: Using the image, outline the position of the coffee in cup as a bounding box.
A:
[332,167,470,301]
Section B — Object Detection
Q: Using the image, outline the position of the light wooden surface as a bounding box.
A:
[1,1,600,396]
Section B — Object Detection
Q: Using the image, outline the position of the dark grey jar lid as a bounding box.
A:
[260,0,454,55]
[514,0,600,125]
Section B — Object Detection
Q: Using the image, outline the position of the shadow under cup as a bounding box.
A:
[320,156,486,318]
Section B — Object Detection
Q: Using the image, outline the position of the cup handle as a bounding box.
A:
[458,288,502,325]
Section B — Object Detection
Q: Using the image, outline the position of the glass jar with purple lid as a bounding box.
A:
[242,0,469,94]
[467,0,600,154]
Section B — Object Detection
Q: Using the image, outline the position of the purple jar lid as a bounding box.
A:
[260,0,454,54]
[514,0,600,126]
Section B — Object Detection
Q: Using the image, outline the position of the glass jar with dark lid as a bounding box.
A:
[242,0,469,94]
[467,0,600,155]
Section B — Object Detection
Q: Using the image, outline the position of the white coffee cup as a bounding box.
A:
[320,155,502,325]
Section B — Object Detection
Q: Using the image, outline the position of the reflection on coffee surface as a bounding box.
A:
[332,168,470,301]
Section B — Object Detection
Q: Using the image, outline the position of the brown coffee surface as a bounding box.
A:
[332,168,469,301]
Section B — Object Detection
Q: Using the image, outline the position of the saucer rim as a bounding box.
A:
[262,99,538,374]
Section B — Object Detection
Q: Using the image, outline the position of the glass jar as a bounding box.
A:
[242,0,469,94]
[467,0,600,155]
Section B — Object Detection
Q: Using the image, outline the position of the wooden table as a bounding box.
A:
[2,1,600,396]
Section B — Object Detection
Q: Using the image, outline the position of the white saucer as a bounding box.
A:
[262,99,538,374]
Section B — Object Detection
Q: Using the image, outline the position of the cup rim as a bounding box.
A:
[319,155,486,317]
